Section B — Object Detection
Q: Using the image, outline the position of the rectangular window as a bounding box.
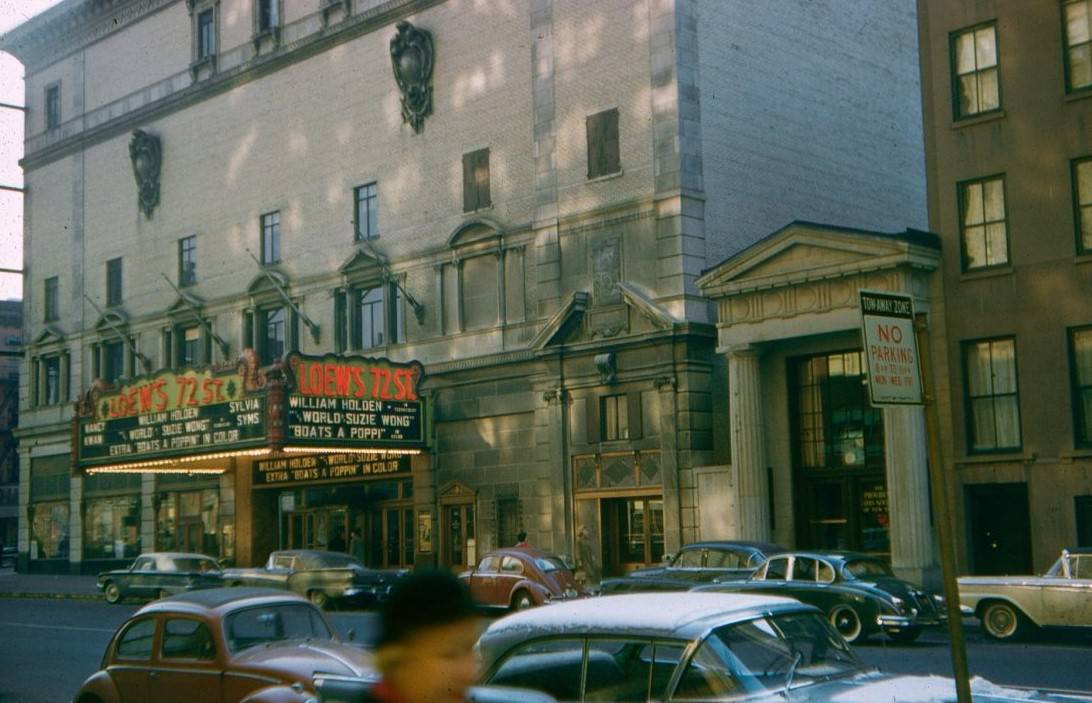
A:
[261,211,281,264]
[586,108,621,179]
[1070,327,1092,447]
[258,0,278,32]
[964,338,1021,452]
[601,394,629,441]
[952,23,1000,119]
[356,287,385,349]
[462,148,491,212]
[179,235,197,287]
[794,351,885,470]
[178,325,201,367]
[106,257,123,307]
[959,176,1008,270]
[1075,158,1092,254]
[197,8,215,59]
[260,307,286,365]
[1064,0,1092,92]
[354,182,378,241]
[103,340,126,384]
[45,84,60,130]
[43,356,61,405]
[44,276,58,322]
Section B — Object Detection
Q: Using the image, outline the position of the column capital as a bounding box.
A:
[725,343,764,359]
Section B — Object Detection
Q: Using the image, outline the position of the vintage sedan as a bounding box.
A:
[959,547,1092,641]
[224,549,406,609]
[97,552,224,604]
[598,540,783,594]
[478,592,1090,703]
[460,547,585,611]
[697,551,945,643]
[73,588,374,703]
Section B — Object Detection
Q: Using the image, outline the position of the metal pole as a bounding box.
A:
[915,313,972,703]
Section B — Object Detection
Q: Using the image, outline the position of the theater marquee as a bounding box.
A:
[284,353,426,450]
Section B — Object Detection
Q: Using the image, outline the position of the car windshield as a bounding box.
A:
[535,557,567,573]
[225,603,334,652]
[673,612,861,699]
[842,558,893,579]
[173,558,219,572]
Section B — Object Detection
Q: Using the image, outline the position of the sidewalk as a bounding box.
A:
[0,567,101,600]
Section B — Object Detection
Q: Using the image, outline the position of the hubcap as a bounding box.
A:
[987,606,1015,636]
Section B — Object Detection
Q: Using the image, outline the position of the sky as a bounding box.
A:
[0,0,65,301]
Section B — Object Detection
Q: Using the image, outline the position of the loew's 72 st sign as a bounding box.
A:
[858,290,923,406]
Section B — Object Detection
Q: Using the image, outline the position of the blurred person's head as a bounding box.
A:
[374,569,482,703]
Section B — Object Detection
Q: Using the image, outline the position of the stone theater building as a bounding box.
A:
[3,0,928,576]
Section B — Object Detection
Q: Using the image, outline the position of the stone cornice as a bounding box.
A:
[1,0,178,72]
[18,0,446,171]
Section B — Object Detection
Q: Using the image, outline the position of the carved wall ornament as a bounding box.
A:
[129,129,162,218]
[390,21,434,134]
[594,352,617,385]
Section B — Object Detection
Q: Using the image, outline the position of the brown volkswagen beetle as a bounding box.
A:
[73,587,374,703]
[459,547,585,611]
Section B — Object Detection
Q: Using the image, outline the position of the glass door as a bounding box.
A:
[442,503,475,569]
[600,496,664,577]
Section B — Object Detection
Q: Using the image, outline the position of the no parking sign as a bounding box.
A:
[858,290,923,406]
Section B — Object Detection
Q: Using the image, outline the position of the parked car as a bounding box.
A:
[96,552,224,604]
[0,545,15,569]
[313,673,559,703]
[223,549,406,609]
[477,592,1089,703]
[74,587,373,703]
[459,547,585,611]
[959,547,1092,641]
[697,550,946,643]
[598,540,783,594]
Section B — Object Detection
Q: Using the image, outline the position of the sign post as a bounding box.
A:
[858,290,971,703]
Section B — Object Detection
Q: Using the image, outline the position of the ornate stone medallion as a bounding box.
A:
[129,129,162,218]
[390,21,434,134]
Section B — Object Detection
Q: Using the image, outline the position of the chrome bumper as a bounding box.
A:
[877,613,946,629]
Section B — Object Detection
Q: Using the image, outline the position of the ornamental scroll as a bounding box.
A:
[390,21,434,134]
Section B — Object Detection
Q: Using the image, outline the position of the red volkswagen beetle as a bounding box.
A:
[460,547,585,611]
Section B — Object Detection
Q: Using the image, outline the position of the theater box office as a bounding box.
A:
[70,352,433,571]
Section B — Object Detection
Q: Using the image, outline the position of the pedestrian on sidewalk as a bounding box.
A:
[367,569,482,703]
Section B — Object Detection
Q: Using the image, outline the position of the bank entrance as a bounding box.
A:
[791,350,890,558]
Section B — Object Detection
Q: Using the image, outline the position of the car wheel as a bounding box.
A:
[829,605,863,643]
[981,601,1028,641]
[886,626,922,644]
[103,582,122,605]
[511,590,534,611]
[308,590,329,609]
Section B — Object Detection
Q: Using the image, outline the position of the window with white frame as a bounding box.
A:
[261,211,281,264]
[959,176,1008,270]
[964,338,1021,452]
[951,23,1000,119]
[1064,0,1092,92]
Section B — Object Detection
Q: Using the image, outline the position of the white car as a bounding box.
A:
[959,548,1092,640]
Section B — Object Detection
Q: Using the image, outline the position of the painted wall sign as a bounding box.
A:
[77,365,267,466]
[284,353,425,448]
[254,453,411,487]
[858,290,924,406]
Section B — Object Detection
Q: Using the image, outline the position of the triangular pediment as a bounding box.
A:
[167,292,205,316]
[439,481,476,500]
[33,324,65,346]
[618,282,677,330]
[530,291,590,350]
[339,247,386,276]
[697,221,940,296]
[247,269,290,296]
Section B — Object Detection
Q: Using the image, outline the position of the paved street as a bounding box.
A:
[0,596,1089,703]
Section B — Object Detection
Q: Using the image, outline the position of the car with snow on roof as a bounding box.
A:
[476,592,1092,703]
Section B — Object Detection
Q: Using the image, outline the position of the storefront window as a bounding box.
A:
[156,489,220,556]
[31,502,69,560]
[84,496,142,560]
[796,352,884,470]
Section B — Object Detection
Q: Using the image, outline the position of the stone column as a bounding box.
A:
[728,347,770,541]
[883,405,937,587]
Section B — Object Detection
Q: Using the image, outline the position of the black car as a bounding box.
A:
[223,549,407,609]
[97,551,224,604]
[599,541,783,594]
[697,550,947,643]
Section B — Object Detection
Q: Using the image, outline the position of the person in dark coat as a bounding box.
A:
[366,569,482,703]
